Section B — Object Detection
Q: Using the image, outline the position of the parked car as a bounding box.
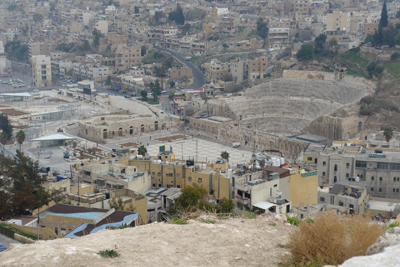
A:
[0,243,7,252]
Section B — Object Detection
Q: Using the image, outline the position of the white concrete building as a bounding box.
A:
[32,55,52,88]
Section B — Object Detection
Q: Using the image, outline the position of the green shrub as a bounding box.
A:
[98,249,120,258]
[389,221,400,228]
[286,215,300,226]
[171,216,188,225]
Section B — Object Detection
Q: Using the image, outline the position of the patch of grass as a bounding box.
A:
[201,218,216,224]
[137,98,159,105]
[247,29,258,38]
[171,216,188,225]
[278,244,288,248]
[389,221,400,228]
[385,62,400,76]
[269,223,277,227]
[283,211,385,266]
[98,249,120,258]
[0,223,37,240]
[286,215,300,226]
[106,223,135,230]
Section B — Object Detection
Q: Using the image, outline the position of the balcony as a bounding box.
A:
[235,195,249,205]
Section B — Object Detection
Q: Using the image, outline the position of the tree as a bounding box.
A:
[141,46,147,57]
[138,145,147,156]
[150,79,161,101]
[297,44,313,61]
[168,4,185,25]
[174,184,208,212]
[92,28,101,48]
[33,13,43,23]
[329,37,338,48]
[384,126,393,144]
[140,90,148,100]
[391,52,400,61]
[220,151,230,162]
[0,131,8,155]
[380,0,388,28]
[396,10,400,19]
[16,130,25,152]
[256,17,268,39]
[0,114,12,140]
[154,11,164,24]
[169,81,175,88]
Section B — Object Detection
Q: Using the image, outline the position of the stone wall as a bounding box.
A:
[282,70,337,80]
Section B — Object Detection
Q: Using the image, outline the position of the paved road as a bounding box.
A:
[155,47,206,89]
[0,233,21,250]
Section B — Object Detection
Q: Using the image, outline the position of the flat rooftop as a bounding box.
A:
[368,200,400,212]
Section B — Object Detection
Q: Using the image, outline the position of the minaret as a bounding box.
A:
[0,41,6,74]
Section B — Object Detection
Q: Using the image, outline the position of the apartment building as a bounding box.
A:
[169,67,193,85]
[326,11,351,32]
[115,45,145,71]
[318,151,400,200]
[268,27,290,50]
[73,63,109,82]
[29,42,50,58]
[205,8,218,23]
[294,0,310,20]
[230,58,247,83]
[32,55,52,88]
[124,152,231,200]
[318,180,369,214]
[248,56,269,81]
[204,60,230,83]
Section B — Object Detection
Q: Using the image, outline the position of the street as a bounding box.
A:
[0,233,21,250]
[155,47,206,89]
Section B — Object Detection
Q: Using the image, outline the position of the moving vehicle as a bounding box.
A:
[232,141,241,148]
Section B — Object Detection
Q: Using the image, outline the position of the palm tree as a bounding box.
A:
[220,151,230,162]
[384,126,393,145]
[0,131,8,155]
[138,145,147,156]
[16,130,26,152]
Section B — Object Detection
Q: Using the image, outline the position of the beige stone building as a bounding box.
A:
[169,67,193,86]
[326,11,351,32]
[248,56,269,81]
[230,58,247,83]
[204,61,230,83]
[268,28,290,50]
[78,113,179,143]
[32,55,52,88]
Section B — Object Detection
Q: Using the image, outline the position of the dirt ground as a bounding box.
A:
[156,134,187,142]
[0,216,293,267]
[118,142,139,147]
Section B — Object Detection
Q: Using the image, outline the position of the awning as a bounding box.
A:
[253,201,277,210]
[30,133,76,142]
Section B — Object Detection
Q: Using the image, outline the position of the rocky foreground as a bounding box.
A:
[0,216,293,267]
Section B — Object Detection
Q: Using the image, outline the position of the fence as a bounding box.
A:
[0,224,15,239]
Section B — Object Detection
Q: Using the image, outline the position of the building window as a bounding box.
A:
[320,197,325,202]
[307,157,312,161]
[398,178,400,182]
[334,176,337,183]
[152,184,155,188]
[371,176,374,181]
[349,204,354,209]
[379,188,382,192]
[188,177,192,182]
[397,189,399,193]
[42,76,46,80]
[356,161,367,168]
[322,172,325,177]
[323,161,326,166]
[394,177,396,182]
[371,187,374,192]
[177,174,180,178]
[198,178,202,183]
[393,188,396,193]
[55,227,58,235]
[379,177,383,182]
[158,184,161,188]
[177,185,181,188]
[334,164,338,172]
[346,163,350,167]
[346,173,349,178]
